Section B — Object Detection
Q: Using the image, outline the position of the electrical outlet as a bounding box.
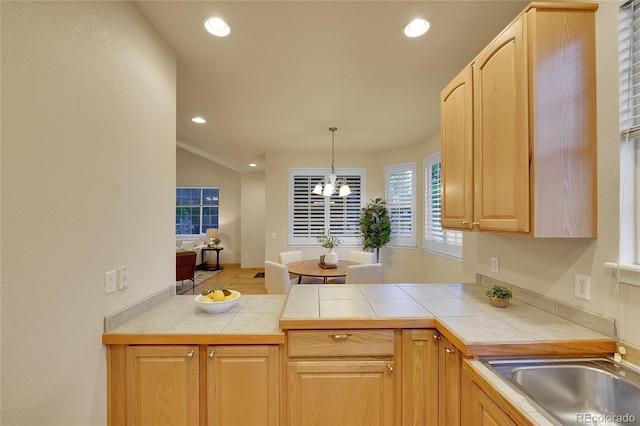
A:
[575,274,591,300]
[118,266,128,290]
[491,256,500,274]
[104,270,116,294]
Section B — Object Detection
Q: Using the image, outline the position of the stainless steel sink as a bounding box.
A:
[483,358,640,425]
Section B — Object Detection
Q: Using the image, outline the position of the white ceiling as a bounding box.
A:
[134,1,529,172]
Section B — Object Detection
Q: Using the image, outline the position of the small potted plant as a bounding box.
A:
[317,229,342,267]
[209,237,221,248]
[485,284,512,308]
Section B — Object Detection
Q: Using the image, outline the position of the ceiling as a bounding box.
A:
[134,1,529,172]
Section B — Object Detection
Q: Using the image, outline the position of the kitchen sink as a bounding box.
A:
[483,358,640,425]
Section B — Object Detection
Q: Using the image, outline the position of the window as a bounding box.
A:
[423,154,462,259]
[620,0,640,265]
[385,163,416,248]
[176,187,219,235]
[289,168,364,246]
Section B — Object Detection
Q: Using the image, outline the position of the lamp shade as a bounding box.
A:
[206,229,219,239]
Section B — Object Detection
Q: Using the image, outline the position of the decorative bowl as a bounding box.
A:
[194,290,241,313]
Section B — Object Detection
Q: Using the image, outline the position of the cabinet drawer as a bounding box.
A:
[288,329,394,357]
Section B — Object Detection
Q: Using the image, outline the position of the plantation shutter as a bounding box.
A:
[423,154,462,259]
[289,168,364,245]
[386,163,416,247]
[621,0,640,137]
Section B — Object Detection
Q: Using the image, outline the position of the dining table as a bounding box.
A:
[286,259,358,284]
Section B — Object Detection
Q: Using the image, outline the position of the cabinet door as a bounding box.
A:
[438,336,461,426]
[473,16,529,233]
[401,330,438,426]
[207,345,279,426]
[125,345,199,426]
[467,381,518,426]
[288,360,395,426]
[441,66,474,231]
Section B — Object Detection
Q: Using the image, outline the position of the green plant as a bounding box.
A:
[485,285,512,300]
[317,229,342,249]
[359,198,391,262]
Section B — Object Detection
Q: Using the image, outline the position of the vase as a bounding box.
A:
[490,298,509,308]
[324,249,338,267]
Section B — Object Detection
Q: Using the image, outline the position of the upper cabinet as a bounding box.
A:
[441,2,598,237]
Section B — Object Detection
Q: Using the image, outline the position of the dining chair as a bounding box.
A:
[345,263,383,284]
[264,261,291,294]
[348,250,376,264]
[327,250,377,284]
[278,250,323,284]
[176,251,198,293]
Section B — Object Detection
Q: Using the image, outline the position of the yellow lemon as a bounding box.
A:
[199,295,212,303]
[211,289,225,302]
[224,294,233,301]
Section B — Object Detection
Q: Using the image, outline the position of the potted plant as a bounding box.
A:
[209,237,221,248]
[359,198,391,262]
[485,284,512,308]
[317,229,341,266]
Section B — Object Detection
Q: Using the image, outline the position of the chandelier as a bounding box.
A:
[313,127,351,197]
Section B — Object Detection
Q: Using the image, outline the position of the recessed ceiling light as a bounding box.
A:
[204,17,231,37]
[404,18,430,38]
[249,163,257,167]
[191,116,206,124]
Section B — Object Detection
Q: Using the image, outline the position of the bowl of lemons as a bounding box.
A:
[194,288,241,313]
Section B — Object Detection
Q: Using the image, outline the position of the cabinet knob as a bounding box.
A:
[329,333,352,340]
[187,350,195,358]
[445,347,456,355]
[208,350,215,358]
[472,222,480,227]
[461,221,469,226]
[433,333,440,341]
[387,364,394,373]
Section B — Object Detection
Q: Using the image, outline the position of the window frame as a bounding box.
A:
[423,153,462,260]
[288,168,365,247]
[175,186,220,236]
[385,162,417,248]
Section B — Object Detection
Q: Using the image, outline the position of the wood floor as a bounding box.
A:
[193,264,267,295]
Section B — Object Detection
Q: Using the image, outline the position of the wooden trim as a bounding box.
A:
[106,345,127,426]
[434,319,615,358]
[462,360,535,426]
[102,333,285,345]
[279,318,435,330]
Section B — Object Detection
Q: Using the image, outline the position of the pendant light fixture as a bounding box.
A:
[312,127,351,197]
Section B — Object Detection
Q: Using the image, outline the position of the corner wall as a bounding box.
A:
[1,3,176,424]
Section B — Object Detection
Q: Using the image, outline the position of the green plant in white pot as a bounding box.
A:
[485,284,512,308]
[317,229,341,267]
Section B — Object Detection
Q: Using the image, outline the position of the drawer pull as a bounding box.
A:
[187,350,195,358]
[329,333,352,340]
[387,364,394,373]
[208,350,215,358]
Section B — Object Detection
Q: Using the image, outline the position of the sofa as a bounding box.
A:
[175,237,207,268]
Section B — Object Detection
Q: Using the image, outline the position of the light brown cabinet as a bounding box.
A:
[401,330,438,426]
[107,344,280,426]
[441,2,598,237]
[286,329,399,426]
[436,334,462,426]
[461,360,533,426]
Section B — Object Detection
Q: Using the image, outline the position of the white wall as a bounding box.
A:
[176,148,241,265]
[1,2,176,425]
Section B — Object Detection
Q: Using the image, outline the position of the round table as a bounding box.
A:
[286,259,357,284]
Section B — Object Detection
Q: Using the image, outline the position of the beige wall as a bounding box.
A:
[1,2,176,425]
[241,172,266,268]
[176,148,241,264]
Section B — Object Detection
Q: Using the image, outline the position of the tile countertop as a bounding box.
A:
[103,283,616,355]
[102,294,287,345]
[279,283,616,357]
